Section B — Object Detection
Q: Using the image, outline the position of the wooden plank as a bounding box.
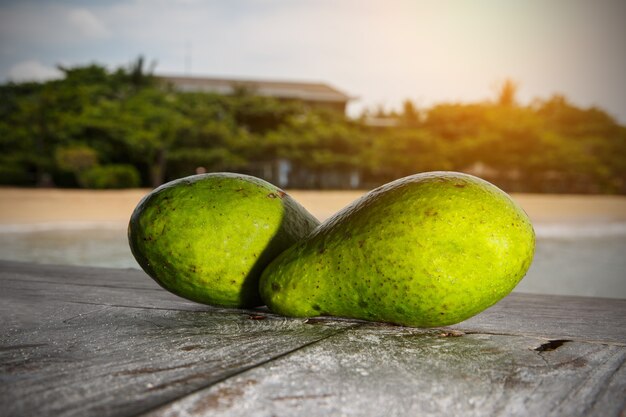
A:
[2,260,625,344]
[0,305,355,417]
[143,325,626,417]
[1,261,625,417]
[0,260,208,331]
[0,260,160,289]
[0,261,357,417]
[451,292,626,345]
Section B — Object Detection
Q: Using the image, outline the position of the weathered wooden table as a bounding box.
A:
[1,260,624,417]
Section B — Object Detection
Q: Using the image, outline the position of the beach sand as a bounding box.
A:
[1,187,625,225]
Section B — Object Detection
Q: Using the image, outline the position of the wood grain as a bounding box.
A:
[450,292,626,345]
[0,261,355,417]
[144,326,626,417]
[0,260,624,417]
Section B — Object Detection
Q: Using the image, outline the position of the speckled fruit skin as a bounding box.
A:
[128,173,319,308]
[260,171,535,327]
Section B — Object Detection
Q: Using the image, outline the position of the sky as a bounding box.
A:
[1,0,625,121]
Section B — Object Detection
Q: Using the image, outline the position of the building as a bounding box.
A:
[158,75,352,114]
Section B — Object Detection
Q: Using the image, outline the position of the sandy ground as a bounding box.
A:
[1,187,625,225]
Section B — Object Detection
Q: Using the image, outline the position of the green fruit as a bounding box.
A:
[260,172,535,327]
[128,173,319,308]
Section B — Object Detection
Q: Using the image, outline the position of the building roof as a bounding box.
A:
[157,75,351,103]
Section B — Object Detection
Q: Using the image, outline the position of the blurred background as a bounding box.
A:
[0,0,624,298]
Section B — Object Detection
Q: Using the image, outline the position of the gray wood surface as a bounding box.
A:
[0,260,624,417]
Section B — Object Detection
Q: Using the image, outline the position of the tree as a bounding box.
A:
[402,100,420,127]
[1,63,624,193]
[495,78,519,107]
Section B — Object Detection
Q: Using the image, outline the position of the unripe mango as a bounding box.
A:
[129,173,319,308]
[260,172,535,327]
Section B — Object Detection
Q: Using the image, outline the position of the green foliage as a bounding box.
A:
[0,59,624,193]
[80,165,141,189]
[366,128,451,181]
[401,100,420,127]
[266,110,363,168]
[55,145,99,173]
[0,162,32,185]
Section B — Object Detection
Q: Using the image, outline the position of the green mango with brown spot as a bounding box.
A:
[259,172,535,327]
[128,173,319,308]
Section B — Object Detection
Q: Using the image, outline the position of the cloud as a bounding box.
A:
[8,60,62,82]
[0,4,110,47]
[67,8,110,39]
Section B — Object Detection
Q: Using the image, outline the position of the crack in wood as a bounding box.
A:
[180,344,204,351]
[534,339,571,352]
[461,329,626,347]
[113,363,197,376]
[133,323,363,416]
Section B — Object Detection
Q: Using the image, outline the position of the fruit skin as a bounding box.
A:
[260,171,535,327]
[128,173,319,308]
